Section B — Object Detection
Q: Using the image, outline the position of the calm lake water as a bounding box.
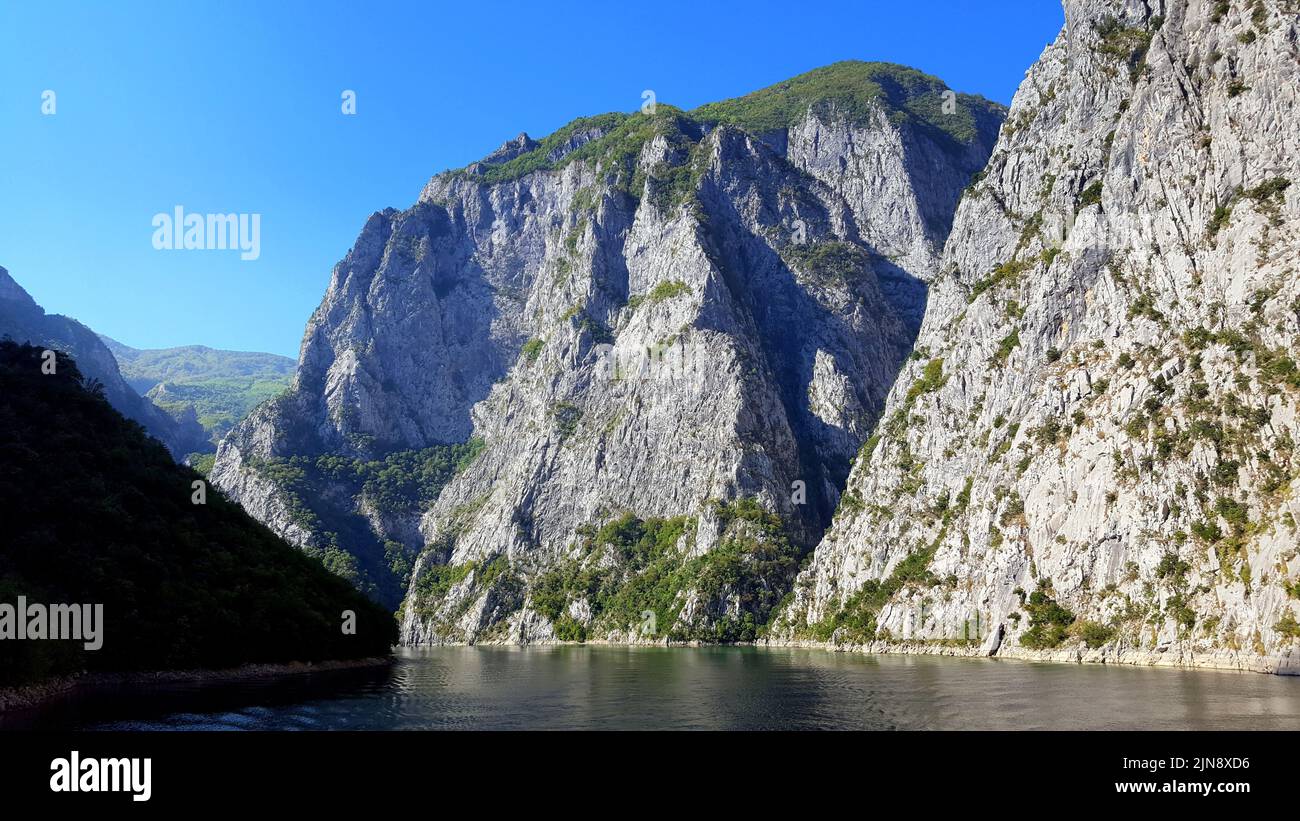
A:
[9,645,1300,730]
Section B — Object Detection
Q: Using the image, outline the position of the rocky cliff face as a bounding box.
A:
[0,266,207,458]
[777,0,1300,672]
[211,62,1003,626]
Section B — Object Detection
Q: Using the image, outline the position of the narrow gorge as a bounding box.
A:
[213,0,1300,673]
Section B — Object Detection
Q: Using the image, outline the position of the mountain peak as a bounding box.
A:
[222,53,1005,626]
[435,61,1003,191]
[0,264,38,309]
[690,60,1006,143]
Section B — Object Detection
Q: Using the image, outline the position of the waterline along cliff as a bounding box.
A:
[213,0,1300,673]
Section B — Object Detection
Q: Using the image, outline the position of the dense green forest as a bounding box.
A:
[0,341,395,688]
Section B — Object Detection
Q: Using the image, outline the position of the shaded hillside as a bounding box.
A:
[0,266,207,457]
[0,341,395,688]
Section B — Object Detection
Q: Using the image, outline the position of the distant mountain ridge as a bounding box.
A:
[0,265,207,457]
[100,336,295,450]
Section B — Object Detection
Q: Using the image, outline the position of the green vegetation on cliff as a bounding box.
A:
[448,61,1002,195]
[513,499,801,643]
[1017,584,1077,649]
[691,61,1003,144]
[808,543,940,643]
[251,439,484,607]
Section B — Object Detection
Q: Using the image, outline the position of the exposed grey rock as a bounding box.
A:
[211,62,1002,639]
[980,623,1004,657]
[778,1,1300,671]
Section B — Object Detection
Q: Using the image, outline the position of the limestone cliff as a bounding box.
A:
[778,0,1300,674]
[211,62,1003,626]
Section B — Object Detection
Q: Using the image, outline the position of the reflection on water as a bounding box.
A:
[7,645,1300,730]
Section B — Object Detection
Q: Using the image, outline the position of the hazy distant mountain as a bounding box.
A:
[100,336,295,450]
[0,265,207,457]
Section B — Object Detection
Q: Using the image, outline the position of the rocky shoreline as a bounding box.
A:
[448,635,1300,677]
[758,638,1300,677]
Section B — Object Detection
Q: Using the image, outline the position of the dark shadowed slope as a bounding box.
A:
[0,341,395,689]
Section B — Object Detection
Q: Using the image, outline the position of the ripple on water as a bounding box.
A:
[24,647,1300,731]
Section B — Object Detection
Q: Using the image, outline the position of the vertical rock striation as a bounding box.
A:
[211,62,1002,632]
[780,1,1300,673]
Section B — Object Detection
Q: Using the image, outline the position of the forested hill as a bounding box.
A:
[0,340,395,689]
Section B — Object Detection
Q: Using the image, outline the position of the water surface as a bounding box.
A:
[9,646,1300,730]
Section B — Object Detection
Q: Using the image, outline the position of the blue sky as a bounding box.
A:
[0,0,1064,358]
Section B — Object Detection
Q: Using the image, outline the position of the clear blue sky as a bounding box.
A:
[0,0,1064,358]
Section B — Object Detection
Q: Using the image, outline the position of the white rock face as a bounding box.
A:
[778,1,1300,673]
[211,64,1002,633]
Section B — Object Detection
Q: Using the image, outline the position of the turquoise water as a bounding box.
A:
[10,645,1300,730]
